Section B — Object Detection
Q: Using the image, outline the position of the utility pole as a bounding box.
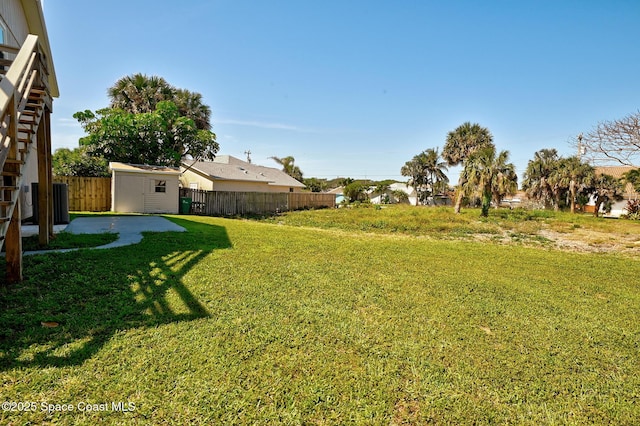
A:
[577,133,586,160]
[244,150,252,163]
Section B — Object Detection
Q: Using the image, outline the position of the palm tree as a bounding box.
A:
[553,156,595,213]
[108,73,175,114]
[522,149,560,209]
[443,122,495,213]
[586,174,624,217]
[401,152,429,205]
[270,156,303,182]
[491,163,518,208]
[623,168,640,192]
[462,146,517,217]
[423,148,449,201]
[174,89,212,130]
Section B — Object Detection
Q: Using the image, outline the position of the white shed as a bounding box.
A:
[109,162,180,214]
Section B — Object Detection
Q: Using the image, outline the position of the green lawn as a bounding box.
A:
[1,209,639,424]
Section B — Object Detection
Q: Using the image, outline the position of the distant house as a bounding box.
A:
[327,186,345,205]
[110,162,181,214]
[180,155,306,193]
[369,183,417,205]
[589,166,639,217]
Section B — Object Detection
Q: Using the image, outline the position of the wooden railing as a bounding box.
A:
[0,35,52,281]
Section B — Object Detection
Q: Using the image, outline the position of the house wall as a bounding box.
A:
[180,169,214,191]
[211,180,299,193]
[0,0,29,48]
[180,169,302,193]
[112,171,179,214]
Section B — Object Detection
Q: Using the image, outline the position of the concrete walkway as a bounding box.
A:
[23,216,186,256]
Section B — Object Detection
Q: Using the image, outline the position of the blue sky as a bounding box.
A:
[44,1,640,182]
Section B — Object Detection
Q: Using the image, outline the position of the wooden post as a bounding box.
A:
[5,93,22,282]
[45,108,54,239]
[37,107,51,245]
[6,200,22,282]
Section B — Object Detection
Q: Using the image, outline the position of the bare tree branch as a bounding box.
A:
[572,111,640,166]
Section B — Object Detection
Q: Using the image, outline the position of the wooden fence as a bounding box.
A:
[53,176,111,212]
[180,189,336,216]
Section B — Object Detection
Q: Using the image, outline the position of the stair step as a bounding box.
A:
[26,103,41,109]
[4,159,24,165]
[0,201,11,207]
[1,171,21,177]
[0,186,18,191]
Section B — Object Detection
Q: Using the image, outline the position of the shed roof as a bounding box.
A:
[182,156,306,188]
[109,162,181,175]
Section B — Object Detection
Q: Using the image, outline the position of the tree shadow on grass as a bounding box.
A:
[0,217,231,370]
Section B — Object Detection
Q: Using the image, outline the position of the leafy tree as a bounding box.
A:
[270,156,303,182]
[522,149,561,209]
[392,189,409,204]
[339,177,355,187]
[443,122,495,213]
[74,101,218,167]
[462,146,517,217]
[304,177,328,192]
[584,174,624,217]
[52,147,110,177]
[343,181,369,203]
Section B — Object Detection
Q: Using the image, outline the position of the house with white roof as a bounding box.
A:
[369,182,417,205]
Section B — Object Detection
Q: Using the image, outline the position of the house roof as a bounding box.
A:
[182,156,306,188]
[20,0,59,97]
[595,166,639,199]
[594,166,637,179]
[109,162,181,175]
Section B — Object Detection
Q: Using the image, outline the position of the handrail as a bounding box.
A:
[0,35,40,115]
[0,35,47,168]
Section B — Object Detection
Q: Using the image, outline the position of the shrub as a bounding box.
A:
[623,199,640,220]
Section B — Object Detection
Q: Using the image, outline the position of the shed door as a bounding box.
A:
[116,174,144,213]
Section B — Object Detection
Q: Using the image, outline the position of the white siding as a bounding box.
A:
[0,0,29,47]
[112,171,179,214]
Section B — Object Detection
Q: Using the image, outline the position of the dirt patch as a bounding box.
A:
[538,228,640,255]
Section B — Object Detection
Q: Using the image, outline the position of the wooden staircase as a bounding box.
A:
[0,35,53,282]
